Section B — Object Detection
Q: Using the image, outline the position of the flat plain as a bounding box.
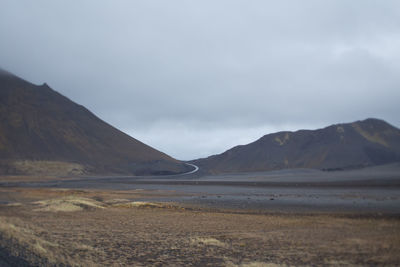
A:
[1,164,400,266]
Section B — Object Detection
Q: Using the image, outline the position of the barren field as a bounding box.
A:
[0,187,399,266]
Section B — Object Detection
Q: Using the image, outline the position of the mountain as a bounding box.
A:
[0,68,191,176]
[193,119,400,174]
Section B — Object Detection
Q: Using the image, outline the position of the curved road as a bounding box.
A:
[183,163,199,175]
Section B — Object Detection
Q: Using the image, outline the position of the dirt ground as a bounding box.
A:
[0,187,399,266]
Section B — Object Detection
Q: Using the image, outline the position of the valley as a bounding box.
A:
[1,164,400,265]
[1,69,400,266]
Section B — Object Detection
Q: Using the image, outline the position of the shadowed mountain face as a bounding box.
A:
[0,69,190,176]
[193,119,400,174]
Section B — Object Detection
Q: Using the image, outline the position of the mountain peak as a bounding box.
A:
[194,119,400,174]
[0,67,13,76]
[0,69,190,176]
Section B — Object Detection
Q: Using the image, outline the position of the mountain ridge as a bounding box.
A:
[192,118,400,174]
[0,69,190,176]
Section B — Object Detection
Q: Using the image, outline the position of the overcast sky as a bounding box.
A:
[1,1,400,160]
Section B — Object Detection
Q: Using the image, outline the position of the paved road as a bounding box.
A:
[1,163,400,213]
[183,163,199,175]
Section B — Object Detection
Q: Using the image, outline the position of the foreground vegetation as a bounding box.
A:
[0,187,399,266]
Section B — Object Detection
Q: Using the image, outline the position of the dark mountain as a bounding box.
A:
[0,68,191,176]
[193,119,400,174]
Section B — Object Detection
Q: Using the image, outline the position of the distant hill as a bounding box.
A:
[0,68,190,176]
[193,119,400,174]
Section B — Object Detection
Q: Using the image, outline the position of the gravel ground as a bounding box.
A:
[0,188,399,266]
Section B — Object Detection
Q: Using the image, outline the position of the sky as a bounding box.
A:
[1,1,400,160]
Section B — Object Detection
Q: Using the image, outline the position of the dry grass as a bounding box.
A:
[191,237,228,248]
[12,160,85,176]
[0,217,58,255]
[226,262,283,267]
[274,133,290,146]
[103,198,131,204]
[352,123,389,147]
[0,216,98,266]
[33,196,105,212]
[0,188,399,266]
[112,201,166,209]
[4,202,22,207]
[0,187,165,205]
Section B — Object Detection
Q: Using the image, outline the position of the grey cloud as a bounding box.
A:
[1,0,399,159]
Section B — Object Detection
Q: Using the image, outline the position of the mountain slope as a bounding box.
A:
[0,69,190,175]
[193,119,400,174]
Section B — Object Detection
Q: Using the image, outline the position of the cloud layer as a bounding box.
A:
[1,1,400,159]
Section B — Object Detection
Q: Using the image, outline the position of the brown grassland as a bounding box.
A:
[0,187,399,266]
